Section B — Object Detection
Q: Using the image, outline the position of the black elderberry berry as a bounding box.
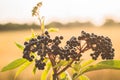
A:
[42,62,46,66]
[66,41,70,44]
[23,54,29,59]
[53,39,56,43]
[23,50,29,54]
[45,31,49,35]
[40,57,44,61]
[70,36,76,41]
[38,65,44,70]
[30,38,35,42]
[66,57,70,61]
[55,36,59,40]
[24,41,28,45]
[55,40,61,45]
[37,35,41,39]
[92,56,97,60]
[60,55,64,59]
[28,58,33,62]
[60,36,63,40]
[78,36,81,40]
[31,48,37,53]
[48,39,52,43]
[31,55,34,59]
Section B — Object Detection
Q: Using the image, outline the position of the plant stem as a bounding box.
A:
[57,60,74,75]
[37,13,45,34]
[53,74,59,80]
[48,41,90,79]
[48,53,59,80]
[57,42,89,76]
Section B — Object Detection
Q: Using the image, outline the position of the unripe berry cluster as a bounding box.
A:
[22,31,114,70]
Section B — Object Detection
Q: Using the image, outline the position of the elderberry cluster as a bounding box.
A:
[61,36,82,61]
[22,31,114,70]
[78,31,115,60]
[23,31,64,70]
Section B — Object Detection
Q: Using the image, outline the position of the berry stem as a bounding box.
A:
[57,60,74,75]
[48,53,58,80]
[81,42,87,50]
[37,13,42,27]
[37,11,45,34]
[56,42,90,76]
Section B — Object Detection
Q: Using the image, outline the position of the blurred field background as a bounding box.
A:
[1,0,120,80]
[0,20,120,80]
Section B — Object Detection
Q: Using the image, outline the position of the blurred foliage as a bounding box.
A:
[0,23,39,31]
[0,18,120,31]
[103,18,120,26]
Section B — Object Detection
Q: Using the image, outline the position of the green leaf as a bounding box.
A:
[81,59,95,68]
[72,62,81,71]
[72,73,78,79]
[41,61,52,80]
[81,60,120,74]
[1,58,27,72]
[72,59,83,72]
[25,37,32,41]
[60,71,72,80]
[65,71,72,80]
[15,42,24,50]
[31,29,36,38]
[60,72,67,80]
[15,61,32,79]
[50,71,53,80]
[79,75,90,80]
[53,60,71,69]
[33,66,37,75]
[73,60,120,80]
[48,28,59,32]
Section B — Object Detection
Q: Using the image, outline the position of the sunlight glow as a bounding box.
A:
[0,0,120,25]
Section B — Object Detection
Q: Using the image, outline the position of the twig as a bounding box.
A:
[57,60,74,75]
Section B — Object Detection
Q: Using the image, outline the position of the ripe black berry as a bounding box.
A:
[60,36,63,40]
[37,36,41,39]
[55,36,59,40]
[78,36,81,40]
[24,41,28,45]
[45,31,49,35]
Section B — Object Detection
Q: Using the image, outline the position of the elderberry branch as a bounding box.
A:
[48,53,58,80]
[57,60,74,75]
[22,30,114,80]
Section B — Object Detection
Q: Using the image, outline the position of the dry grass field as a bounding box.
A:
[0,26,120,80]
